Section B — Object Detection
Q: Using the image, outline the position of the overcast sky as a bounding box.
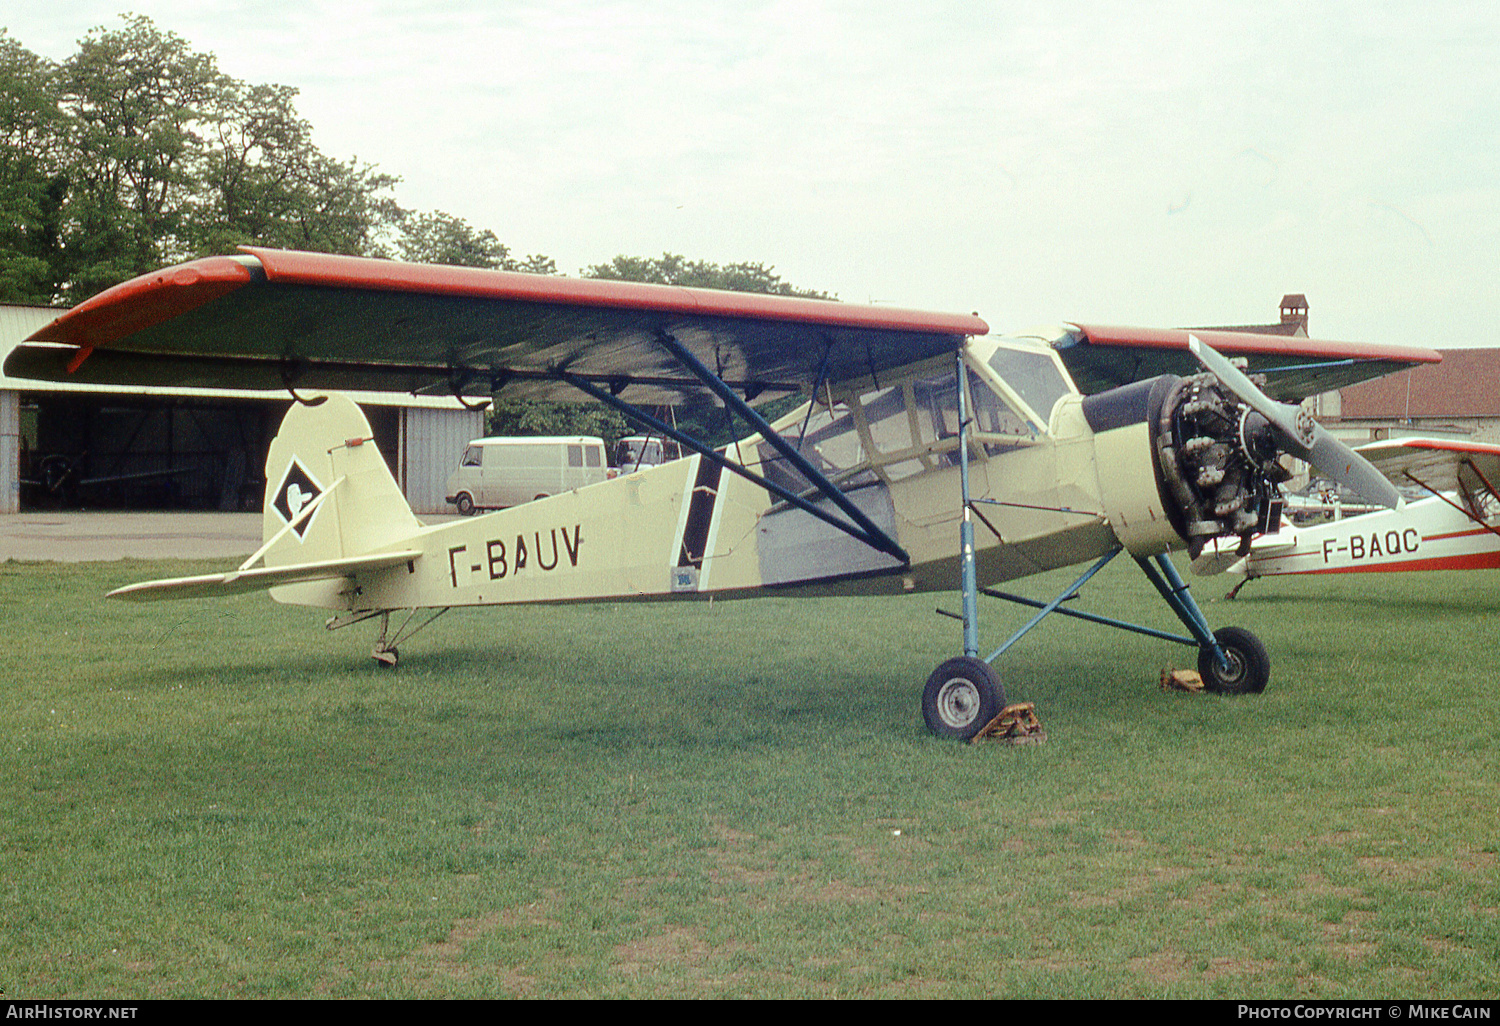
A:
[6,1,1498,348]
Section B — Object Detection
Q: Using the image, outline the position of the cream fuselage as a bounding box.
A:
[266,385,1172,614]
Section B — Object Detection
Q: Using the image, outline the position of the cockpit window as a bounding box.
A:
[756,402,875,496]
[986,346,1072,424]
[912,368,1036,463]
[859,387,912,455]
[912,374,961,443]
[754,356,1052,496]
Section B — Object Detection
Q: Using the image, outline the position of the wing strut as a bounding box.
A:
[558,369,909,564]
[1403,465,1500,539]
[650,330,910,564]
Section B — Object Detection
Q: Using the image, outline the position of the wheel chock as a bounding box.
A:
[1160,668,1203,692]
[972,702,1046,745]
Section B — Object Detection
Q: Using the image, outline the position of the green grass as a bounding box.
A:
[2,556,1497,998]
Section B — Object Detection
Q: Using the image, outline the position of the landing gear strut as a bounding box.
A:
[930,352,1270,741]
[325,607,450,668]
[372,611,399,667]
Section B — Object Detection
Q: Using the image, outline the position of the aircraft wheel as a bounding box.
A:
[922,656,1005,740]
[1197,626,1269,695]
[373,647,398,668]
[455,492,476,516]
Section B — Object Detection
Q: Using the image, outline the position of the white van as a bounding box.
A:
[613,435,683,474]
[445,436,612,515]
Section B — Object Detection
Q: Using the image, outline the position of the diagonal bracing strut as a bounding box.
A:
[553,336,910,564]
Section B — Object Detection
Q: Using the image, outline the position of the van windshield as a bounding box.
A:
[617,439,662,467]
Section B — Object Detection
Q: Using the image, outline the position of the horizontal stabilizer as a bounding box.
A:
[107,550,422,602]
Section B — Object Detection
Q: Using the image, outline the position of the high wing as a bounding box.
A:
[1354,436,1500,497]
[1048,323,1440,401]
[5,247,989,403]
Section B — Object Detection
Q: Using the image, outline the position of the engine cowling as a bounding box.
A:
[1083,374,1287,559]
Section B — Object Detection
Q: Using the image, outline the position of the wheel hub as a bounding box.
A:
[936,678,981,728]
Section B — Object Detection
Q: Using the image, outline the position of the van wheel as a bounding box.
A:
[455,493,476,516]
[533,493,549,501]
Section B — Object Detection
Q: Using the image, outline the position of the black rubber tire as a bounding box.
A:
[1198,626,1270,695]
[922,656,1006,740]
[454,492,476,516]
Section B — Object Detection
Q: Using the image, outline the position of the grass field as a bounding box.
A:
[2,555,1497,999]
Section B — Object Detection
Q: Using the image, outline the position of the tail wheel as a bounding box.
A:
[922,656,1006,740]
[1198,626,1270,695]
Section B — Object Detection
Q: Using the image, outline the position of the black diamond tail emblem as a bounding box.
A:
[272,459,323,538]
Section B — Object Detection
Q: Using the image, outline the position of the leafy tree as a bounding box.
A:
[395,210,560,275]
[191,79,401,257]
[0,30,67,302]
[512,253,558,275]
[1,16,822,459]
[485,396,629,448]
[0,16,411,301]
[397,210,512,268]
[57,15,225,288]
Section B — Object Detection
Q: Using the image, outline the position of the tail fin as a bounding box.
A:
[262,393,421,569]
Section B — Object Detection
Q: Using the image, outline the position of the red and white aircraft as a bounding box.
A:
[1203,438,1500,592]
[5,249,1441,738]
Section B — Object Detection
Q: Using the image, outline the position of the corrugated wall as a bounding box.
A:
[402,405,485,515]
[1,389,17,514]
[1,306,61,514]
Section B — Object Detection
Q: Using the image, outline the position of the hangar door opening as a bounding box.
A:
[19,394,420,513]
[21,396,285,511]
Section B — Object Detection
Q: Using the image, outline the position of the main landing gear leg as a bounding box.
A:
[925,549,1272,738]
[1136,554,1269,695]
[924,352,1007,740]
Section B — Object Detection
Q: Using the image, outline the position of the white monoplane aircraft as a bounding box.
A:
[5,249,1440,738]
[1201,437,1500,595]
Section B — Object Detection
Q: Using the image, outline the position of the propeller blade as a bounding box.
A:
[1304,429,1402,509]
[1187,335,1312,458]
[1186,334,1400,509]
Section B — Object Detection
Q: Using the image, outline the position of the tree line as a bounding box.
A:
[0,15,555,303]
[0,15,827,441]
[0,16,830,304]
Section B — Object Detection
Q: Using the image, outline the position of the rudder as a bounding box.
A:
[261,393,421,569]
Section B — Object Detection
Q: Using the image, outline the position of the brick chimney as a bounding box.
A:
[1280,294,1308,335]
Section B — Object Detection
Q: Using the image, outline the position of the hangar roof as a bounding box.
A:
[1338,349,1500,419]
